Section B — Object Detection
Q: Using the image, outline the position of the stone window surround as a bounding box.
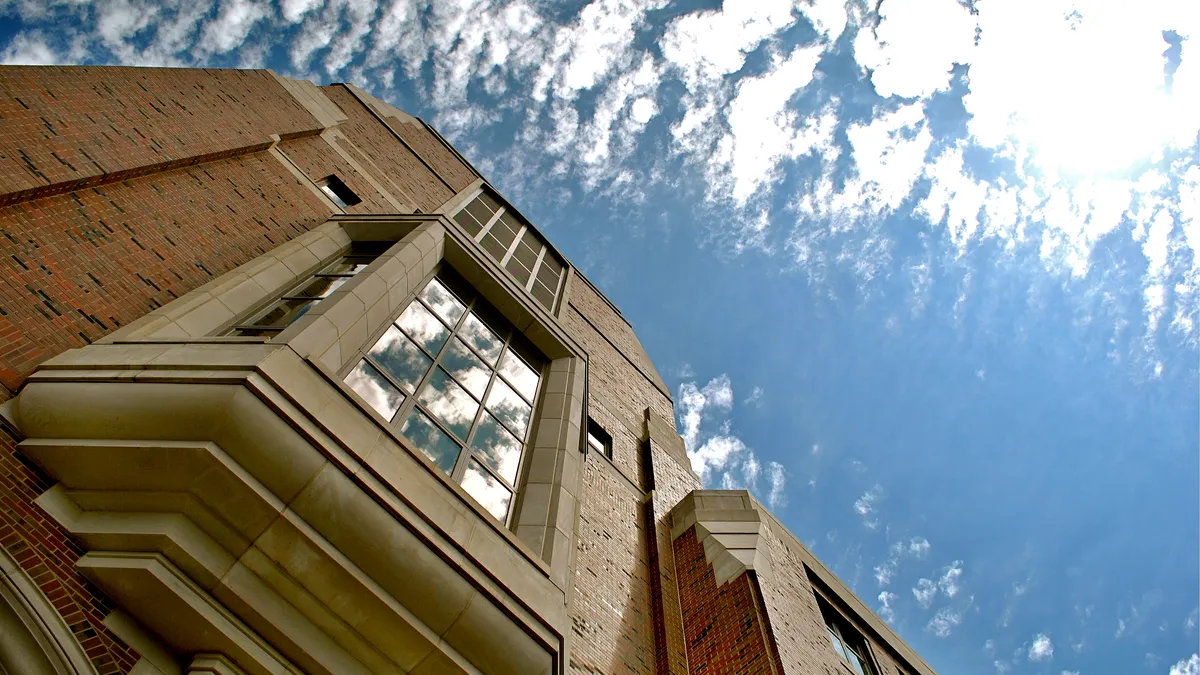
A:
[99,212,587,588]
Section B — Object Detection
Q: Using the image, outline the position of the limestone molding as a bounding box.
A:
[669,490,772,587]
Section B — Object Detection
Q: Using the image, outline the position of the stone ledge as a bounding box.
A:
[668,490,772,587]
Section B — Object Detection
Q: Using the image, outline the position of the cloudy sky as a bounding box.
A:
[2,0,1197,673]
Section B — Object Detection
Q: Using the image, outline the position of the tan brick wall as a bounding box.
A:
[756,526,912,675]
[570,457,657,674]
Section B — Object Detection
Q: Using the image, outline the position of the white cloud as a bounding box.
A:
[853,485,883,528]
[878,591,897,623]
[1170,654,1199,675]
[927,607,963,637]
[853,0,978,99]
[0,32,63,65]
[913,578,938,608]
[198,0,271,54]
[711,43,827,205]
[938,560,964,598]
[1029,633,1055,662]
[677,375,787,508]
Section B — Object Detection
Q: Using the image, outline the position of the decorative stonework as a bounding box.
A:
[669,490,772,587]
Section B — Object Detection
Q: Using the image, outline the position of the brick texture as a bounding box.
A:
[570,458,656,674]
[0,66,323,206]
[673,528,782,675]
[0,430,141,674]
[0,153,330,395]
[276,134,394,213]
[320,86,457,212]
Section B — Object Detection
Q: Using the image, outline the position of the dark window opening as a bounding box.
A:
[817,595,875,675]
[587,418,612,460]
[318,175,361,208]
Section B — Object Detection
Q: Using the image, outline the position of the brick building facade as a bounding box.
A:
[0,65,939,675]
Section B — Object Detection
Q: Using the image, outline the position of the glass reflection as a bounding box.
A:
[458,313,503,365]
[460,460,512,520]
[344,360,404,420]
[400,409,461,474]
[471,414,522,483]
[367,326,431,393]
[396,302,449,355]
[442,339,491,399]
[419,278,466,326]
[252,297,317,328]
[291,275,348,299]
[498,349,539,401]
[485,377,531,438]
[417,368,479,439]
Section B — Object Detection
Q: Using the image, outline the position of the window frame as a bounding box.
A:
[339,264,546,526]
[223,243,386,337]
[817,593,878,675]
[586,418,612,460]
[317,174,361,208]
[450,189,565,313]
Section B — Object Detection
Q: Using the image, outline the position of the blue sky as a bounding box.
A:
[1,0,1197,673]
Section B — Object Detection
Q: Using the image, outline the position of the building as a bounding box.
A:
[0,65,938,675]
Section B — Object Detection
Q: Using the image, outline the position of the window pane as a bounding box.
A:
[454,209,484,236]
[400,409,461,474]
[848,651,868,675]
[481,232,507,260]
[289,275,348,299]
[513,239,538,268]
[485,377,531,438]
[417,368,479,440]
[472,414,523,483]
[460,460,512,520]
[505,255,532,285]
[396,302,450,356]
[531,280,555,310]
[442,338,491,399]
[249,297,317,329]
[344,360,404,420]
[465,195,497,226]
[536,255,562,287]
[828,629,848,660]
[498,349,539,401]
[492,212,521,249]
[367,326,431,393]
[459,312,504,365]
[419,278,466,326]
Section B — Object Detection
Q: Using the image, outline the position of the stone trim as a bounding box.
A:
[0,545,99,675]
[12,352,562,674]
[434,178,483,216]
[669,490,771,587]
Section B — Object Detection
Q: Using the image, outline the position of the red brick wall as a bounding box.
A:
[320,86,456,212]
[0,66,323,205]
[388,118,479,192]
[673,528,781,675]
[0,153,331,396]
[276,134,394,213]
[0,431,141,674]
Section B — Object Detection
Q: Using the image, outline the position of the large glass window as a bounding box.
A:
[226,241,389,337]
[343,269,543,523]
[818,596,875,675]
[452,190,565,313]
